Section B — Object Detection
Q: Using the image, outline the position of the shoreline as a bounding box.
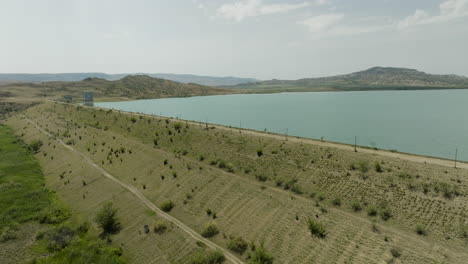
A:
[86,103,467,170]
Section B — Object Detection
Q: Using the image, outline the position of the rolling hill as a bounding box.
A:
[0,75,238,101]
[229,67,468,91]
[0,73,256,86]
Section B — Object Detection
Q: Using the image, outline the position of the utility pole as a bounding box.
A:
[239,121,242,134]
[454,148,458,168]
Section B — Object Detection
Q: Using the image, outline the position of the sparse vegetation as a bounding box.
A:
[201,222,219,238]
[153,221,168,234]
[249,243,274,264]
[190,250,225,264]
[307,218,327,238]
[160,200,175,212]
[227,236,248,254]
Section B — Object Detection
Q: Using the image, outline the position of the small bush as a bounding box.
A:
[190,250,225,264]
[390,247,401,258]
[367,206,378,216]
[375,162,383,173]
[28,140,43,152]
[255,174,268,182]
[249,243,274,264]
[43,226,75,251]
[307,219,326,238]
[331,198,341,206]
[351,200,362,212]
[201,222,219,238]
[380,208,392,221]
[416,225,427,236]
[256,149,263,157]
[227,236,248,254]
[160,200,175,212]
[0,228,17,242]
[153,221,167,234]
[357,161,369,173]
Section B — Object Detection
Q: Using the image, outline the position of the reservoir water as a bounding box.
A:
[96,90,468,161]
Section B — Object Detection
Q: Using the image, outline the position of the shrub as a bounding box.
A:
[227,236,248,254]
[390,247,401,258]
[255,174,268,182]
[77,221,90,234]
[130,117,137,123]
[249,243,274,264]
[94,202,121,236]
[357,161,369,173]
[380,208,392,221]
[289,184,301,194]
[217,160,226,169]
[367,206,378,216]
[190,250,225,264]
[153,221,167,234]
[28,140,43,152]
[351,200,362,212]
[201,222,219,238]
[332,198,341,206]
[206,209,212,216]
[375,162,383,173]
[256,149,263,157]
[160,200,175,212]
[0,228,17,242]
[43,226,75,251]
[307,219,326,238]
[416,225,427,236]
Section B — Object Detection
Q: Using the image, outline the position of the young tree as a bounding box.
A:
[94,202,121,236]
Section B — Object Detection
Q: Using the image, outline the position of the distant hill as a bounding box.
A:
[0,73,256,86]
[228,67,468,91]
[1,75,238,101]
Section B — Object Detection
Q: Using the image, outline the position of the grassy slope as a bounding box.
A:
[6,102,468,264]
[4,115,214,264]
[0,124,131,264]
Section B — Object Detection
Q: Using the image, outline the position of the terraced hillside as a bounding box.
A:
[4,102,468,263]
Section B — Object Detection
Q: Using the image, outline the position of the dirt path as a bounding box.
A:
[23,116,245,264]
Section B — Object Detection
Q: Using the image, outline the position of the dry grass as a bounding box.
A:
[4,102,468,263]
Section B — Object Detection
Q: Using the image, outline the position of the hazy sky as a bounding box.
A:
[1,0,467,79]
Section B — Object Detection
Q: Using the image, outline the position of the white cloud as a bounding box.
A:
[297,0,468,38]
[398,0,468,28]
[297,13,391,37]
[216,0,309,22]
[297,13,343,33]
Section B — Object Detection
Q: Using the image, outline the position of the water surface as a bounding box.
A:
[96,90,468,161]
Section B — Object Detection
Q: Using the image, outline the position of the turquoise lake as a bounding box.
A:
[96,90,468,161]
